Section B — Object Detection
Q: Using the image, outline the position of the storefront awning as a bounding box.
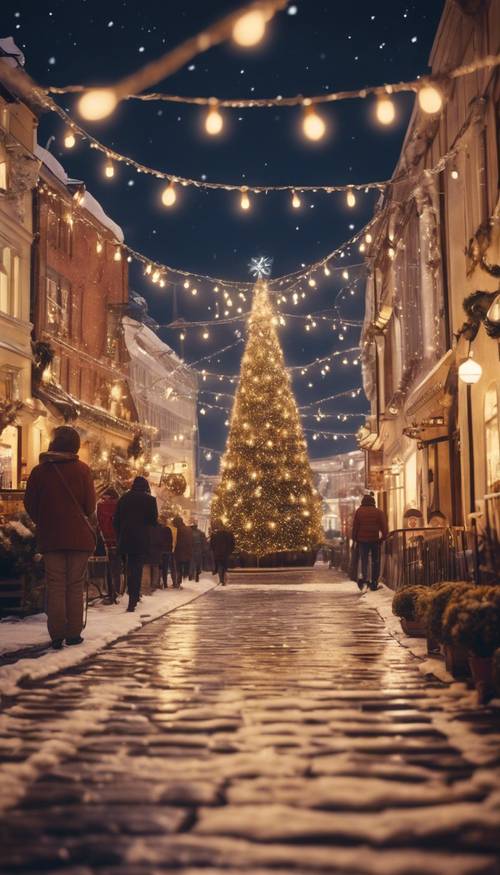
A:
[33,383,80,422]
[404,349,455,421]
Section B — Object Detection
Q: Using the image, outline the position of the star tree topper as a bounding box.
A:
[249,256,273,279]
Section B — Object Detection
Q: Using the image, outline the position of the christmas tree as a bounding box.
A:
[211,280,322,557]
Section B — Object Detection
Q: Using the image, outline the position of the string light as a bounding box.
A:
[113,246,122,261]
[292,191,301,208]
[342,269,349,280]
[418,84,443,115]
[376,96,395,125]
[205,100,224,135]
[161,181,177,207]
[202,329,210,340]
[232,8,269,47]
[78,88,118,121]
[64,129,76,148]
[240,187,251,210]
[302,101,326,141]
[451,167,459,180]
[104,160,115,178]
[96,239,103,254]
[346,189,356,208]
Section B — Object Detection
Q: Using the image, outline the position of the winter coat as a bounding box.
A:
[191,527,206,562]
[352,505,388,543]
[148,525,173,564]
[97,496,118,546]
[24,452,96,553]
[210,530,235,561]
[173,521,193,563]
[113,489,158,557]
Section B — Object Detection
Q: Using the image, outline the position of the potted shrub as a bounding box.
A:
[0,515,44,617]
[392,585,429,637]
[442,586,500,704]
[424,582,472,677]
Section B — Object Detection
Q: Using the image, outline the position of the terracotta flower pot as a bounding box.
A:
[468,653,494,705]
[400,618,426,638]
[444,643,471,679]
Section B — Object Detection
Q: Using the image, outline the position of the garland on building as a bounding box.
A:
[211,281,322,556]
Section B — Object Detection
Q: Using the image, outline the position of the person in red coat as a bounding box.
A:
[96,487,121,603]
[24,426,96,648]
[351,494,388,591]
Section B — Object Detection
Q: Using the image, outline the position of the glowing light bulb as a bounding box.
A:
[308,277,316,287]
[418,84,443,115]
[292,191,301,208]
[240,188,251,210]
[376,97,395,125]
[104,161,115,178]
[359,242,366,253]
[79,88,118,121]
[232,9,268,47]
[342,269,349,280]
[365,232,373,243]
[183,279,190,289]
[145,263,152,275]
[205,102,223,135]
[152,270,160,283]
[96,240,103,254]
[113,246,122,261]
[324,265,331,276]
[161,182,177,207]
[302,104,326,141]
[202,330,209,340]
[180,332,186,341]
[191,287,198,296]
[346,189,356,208]
[451,168,459,180]
[64,130,76,149]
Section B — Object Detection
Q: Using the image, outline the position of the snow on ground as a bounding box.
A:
[0,576,216,699]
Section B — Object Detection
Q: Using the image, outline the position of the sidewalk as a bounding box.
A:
[0,575,217,699]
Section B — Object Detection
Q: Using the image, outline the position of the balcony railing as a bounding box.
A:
[382,527,471,591]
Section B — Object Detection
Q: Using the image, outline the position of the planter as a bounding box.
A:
[444,643,471,679]
[400,618,426,638]
[426,635,440,656]
[468,653,494,705]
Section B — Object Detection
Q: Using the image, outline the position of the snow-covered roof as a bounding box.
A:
[0,37,25,68]
[35,144,124,242]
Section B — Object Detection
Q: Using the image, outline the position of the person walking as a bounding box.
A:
[96,486,121,603]
[210,521,235,585]
[113,476,158,611]
[24,426,96,649]
[172,515,193,587]
[351,494,388,591]
[148,520,173,590]
[189,521,206,582]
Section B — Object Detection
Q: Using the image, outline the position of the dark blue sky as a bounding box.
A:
[4,0,443,467]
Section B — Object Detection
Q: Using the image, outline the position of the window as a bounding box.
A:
[0,142,7,191]
[46,275,70,334]
[0,366,20,400]
[485,383,500,494]
[0,245,20,317]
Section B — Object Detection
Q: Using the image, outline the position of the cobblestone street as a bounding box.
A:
[1,574,500,875]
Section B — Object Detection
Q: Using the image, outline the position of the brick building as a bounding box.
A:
[31,146,139,480]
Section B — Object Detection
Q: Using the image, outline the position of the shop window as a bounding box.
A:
[0,245,20,317]
[485,383,500,494]
[0,155,7,191]
[46,275,70,334]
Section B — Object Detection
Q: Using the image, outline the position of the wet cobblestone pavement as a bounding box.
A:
[1,576,500,875]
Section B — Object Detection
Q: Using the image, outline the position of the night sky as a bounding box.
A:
[3,0,443,470]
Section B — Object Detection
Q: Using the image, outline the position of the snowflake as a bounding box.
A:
[249,256,273,278]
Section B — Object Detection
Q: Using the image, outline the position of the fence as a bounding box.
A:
[381,526,471,591]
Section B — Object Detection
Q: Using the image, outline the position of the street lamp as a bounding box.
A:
[458,352,483,584]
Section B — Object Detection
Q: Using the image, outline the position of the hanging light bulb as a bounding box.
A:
[202,329,209,340]
[376,96,395,125]
[292,191,301,209]
[365,232,373,243]
[451,167,459,180]
[308,277,316,287]
[205,100,224,135]
[161,181,177,207]
[96,239,103,254]
[323,265,331,276]
[346,188,356,208]
[232,8,269,47]
[104,160,115,178]
[78,88,117,121]
[359,242,366,253]
[113,246,122,261]
[302,101,326,141]
[183,279,190,289]
[64,129,76,149]
[240,187,251,210]
[145,263,152,275]
[418,84,443,115]
[152,270,160,283]
[342,269,349,280]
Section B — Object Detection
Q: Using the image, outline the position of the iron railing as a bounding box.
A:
[381,526,472,591]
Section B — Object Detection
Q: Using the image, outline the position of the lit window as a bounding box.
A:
[485,383,500,493]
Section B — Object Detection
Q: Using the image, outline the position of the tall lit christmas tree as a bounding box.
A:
[211,273,322,557]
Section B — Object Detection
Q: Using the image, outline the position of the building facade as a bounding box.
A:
[312,451,365,536]
[359,0,499,537]
[123,306,198,517]
[0,43,40,489]
[31,147,139,481]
